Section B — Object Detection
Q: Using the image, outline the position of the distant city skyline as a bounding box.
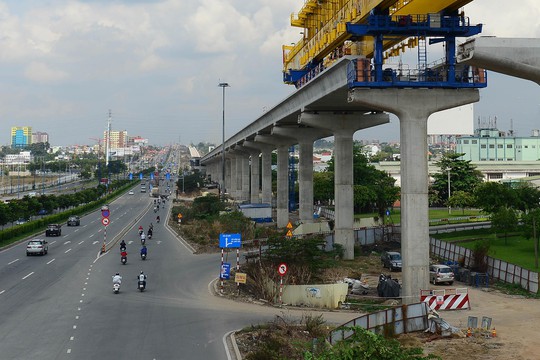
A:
[0,0,539,147]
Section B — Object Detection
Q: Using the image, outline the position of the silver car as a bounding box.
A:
[429,264,454,285]
[27,239,49,256]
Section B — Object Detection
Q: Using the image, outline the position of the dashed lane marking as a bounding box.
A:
[89,234,95,238]
[47,258,55,264]
[65,249,72,254]
[8,259,19,265]
[22,272,34,280]
[64,241,71,245]
[50,241,57,244]
[78,241,84,245]
[0,290,5,295]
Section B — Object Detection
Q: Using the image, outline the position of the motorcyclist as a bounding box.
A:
[121,250,127,262]
[156,215,160,223]
[140,232,146,241]
[120,240,126,251]
[112,273,122,285]
[140,245,147,257]
[138,225,143,235]
[149,223,154,231]
[138,271,147,289]
[147,228,153,238]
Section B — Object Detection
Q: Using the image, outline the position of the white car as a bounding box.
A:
[429,264,455,285]
[128,190,134,195]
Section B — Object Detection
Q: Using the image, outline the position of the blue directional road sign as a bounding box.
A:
[139,173,143,180]
[220,263,231,280]
[150,173,154,180]
[129,173,133,180]
[166,173,171,180]
[219,233,242,248]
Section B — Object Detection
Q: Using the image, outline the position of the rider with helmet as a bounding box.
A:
[156,215,160,223]
[140,245,147,258]
[120,240,126,251]
[112,273,122,285]
[138,271,147,289]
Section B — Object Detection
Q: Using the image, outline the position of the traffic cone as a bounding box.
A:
[466,327,472,337]
[491,328,496,337]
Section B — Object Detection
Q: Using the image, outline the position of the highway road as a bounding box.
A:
[0,181,354,360]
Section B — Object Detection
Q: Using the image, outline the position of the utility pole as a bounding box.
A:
[106,110,112,167]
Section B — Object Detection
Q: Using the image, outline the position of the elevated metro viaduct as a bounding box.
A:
[201,11,494,304]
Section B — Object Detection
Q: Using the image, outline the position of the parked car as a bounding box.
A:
[27,239,48,256]
[67,216,81,226]
[381,251,402,272]
[15,218,29,225]
[37,209,48,216]
[429,264,455,285]
[45,224,62,237]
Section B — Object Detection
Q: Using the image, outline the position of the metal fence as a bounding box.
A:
[430,237,539,293]
[328,302,429,345]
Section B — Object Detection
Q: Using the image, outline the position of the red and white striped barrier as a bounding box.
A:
[420,288,471,310]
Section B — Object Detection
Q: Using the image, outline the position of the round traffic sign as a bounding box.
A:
[101,217,110,226]
[278,263,288,276]
[101,210,110,218]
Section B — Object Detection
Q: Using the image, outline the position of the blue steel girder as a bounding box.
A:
[345,14,484,89]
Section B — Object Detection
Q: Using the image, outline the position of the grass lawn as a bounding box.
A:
[356,208,486,225]
[433,228,540,272]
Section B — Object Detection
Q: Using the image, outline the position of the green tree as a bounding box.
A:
[491,206,518,245]
[513,182,540,213]
[432,153,483,205]
[522,208,540,268]
[313,172,334,204]
[474,182,516,213]
[448,190,475,214]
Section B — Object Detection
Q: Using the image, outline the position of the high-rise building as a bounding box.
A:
[32,131,49,144]
[11,126,32,148]
[103,130,128,149]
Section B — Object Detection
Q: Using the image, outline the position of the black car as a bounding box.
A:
[67,216,81,226]
[381,251,402,272]
[45,224,62,237]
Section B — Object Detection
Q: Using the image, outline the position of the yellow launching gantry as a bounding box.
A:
[283,0,475,87]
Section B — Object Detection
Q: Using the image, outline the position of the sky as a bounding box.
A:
[1,0,540,147]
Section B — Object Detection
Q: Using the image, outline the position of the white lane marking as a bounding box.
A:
[74,229,80,232]
[75,316,79,320]
[157,241,162,244]
[79,300,83,303]
[47,258,55,264]
[73,325,77,329]
[81,294,85,297]
[98,229,102,233]
[8,259,19,265]
[65,249,72,254]
[70,336,74,341]
[128,241,133,244]
[92,241,98,245]
[22,272,34,280]
[83,287,86,290]
[64,241,71,245]
[0,290,5,295]
[67,349,71,354]
[63,234,69,238]
[78,307,81,311]
[83,225,88,228]
[78,241,84,245]
[50,241,57,244]
[89,234,95,238]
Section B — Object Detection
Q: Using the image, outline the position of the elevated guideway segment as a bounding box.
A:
[457,37,540,85]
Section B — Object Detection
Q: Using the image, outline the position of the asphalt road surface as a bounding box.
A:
[0,187,354,360]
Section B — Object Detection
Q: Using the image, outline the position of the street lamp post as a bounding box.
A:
[218,82,230,201]
[447,168,452,214]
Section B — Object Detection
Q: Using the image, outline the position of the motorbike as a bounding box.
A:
[141,238,146,245]
[141,252,147,260]
[113,283,121,294]
[156,218,160,224]
[121,256,127,265]
[148,232,152,240]
[120,245,126,251]
[138,229,143,236]
[138,280,146,292]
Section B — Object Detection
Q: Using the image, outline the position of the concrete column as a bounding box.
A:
[225,157,231,195]
[243,141,274,204]
[229,154,237,200]
[235,154,242,200]
[276,145,289,227]
[255,134,295,228]
[298,112,389,260]
[348,88,479,304]
[241,154,250,201]
[249,151,260,203]
[272,127,331,224]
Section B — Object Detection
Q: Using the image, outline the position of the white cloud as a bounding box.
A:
[24,62,68,82]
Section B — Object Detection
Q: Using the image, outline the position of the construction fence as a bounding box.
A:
[430,237,539,294]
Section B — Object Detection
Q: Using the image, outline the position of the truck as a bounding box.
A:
[238,204,272,223]
[151,187,160,197]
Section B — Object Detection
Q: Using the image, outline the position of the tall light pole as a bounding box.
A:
[218,82,230,200]
[447,168,452,214]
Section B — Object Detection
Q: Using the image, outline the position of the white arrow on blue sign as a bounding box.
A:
[219,233,241,248]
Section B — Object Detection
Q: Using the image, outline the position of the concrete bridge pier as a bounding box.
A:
[225,157,231,197]
[348,88,479,303]
[255,134,295,228]
[298,112,389,260]
[272,127,331,224]
[243,141,275,204]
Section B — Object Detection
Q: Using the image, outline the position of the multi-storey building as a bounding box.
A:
[456,127,540,162]
[103,130,128,149]
[11,126,32,148]
[32,131,49,144]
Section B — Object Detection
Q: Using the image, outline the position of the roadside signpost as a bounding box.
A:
[219,233,242,293]
[101,206,110,253]
[278,263,287,304]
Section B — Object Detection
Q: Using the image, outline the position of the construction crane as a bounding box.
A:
[283,0,477,87]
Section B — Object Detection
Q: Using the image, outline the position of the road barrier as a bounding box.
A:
[420,288,470,310]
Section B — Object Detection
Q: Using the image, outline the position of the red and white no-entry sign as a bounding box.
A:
[278,263,288,276]
[101,217,110,226]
